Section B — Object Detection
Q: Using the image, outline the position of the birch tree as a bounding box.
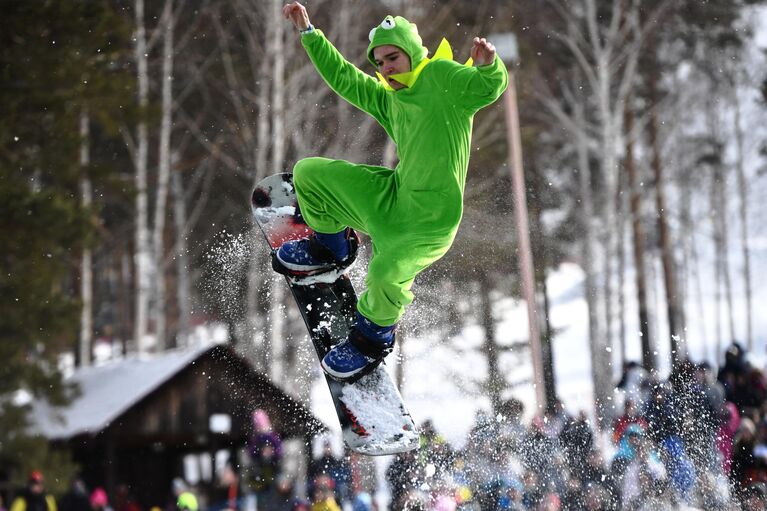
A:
[529,0,669,425]
[170,170,192,345]
[203,0,272,367]
[268,0,288,385]
[646,64,686,365]
[132,0,152,353]
[623,103,652,367]
[79,111,93,367]
[126,0,199,352]
[730,70,754,350]
[152,0,175,349]
[707,104,738,346]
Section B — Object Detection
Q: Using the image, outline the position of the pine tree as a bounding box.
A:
[0,1,132,489]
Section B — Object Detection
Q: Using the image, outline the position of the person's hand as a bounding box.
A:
[471,37,496,66]
[283,2,310,31]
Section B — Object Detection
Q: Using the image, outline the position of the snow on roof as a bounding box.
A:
[31,344,215,440]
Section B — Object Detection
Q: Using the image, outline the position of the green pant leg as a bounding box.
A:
[293,156,455,327]
[292,157,395,234]
[357,237,453,327]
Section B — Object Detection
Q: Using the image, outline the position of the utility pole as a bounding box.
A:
[492,32,547,413]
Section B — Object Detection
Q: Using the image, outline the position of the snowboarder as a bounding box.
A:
[279,1,508,381]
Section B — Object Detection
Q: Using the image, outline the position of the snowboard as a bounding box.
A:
[250,173,419,456]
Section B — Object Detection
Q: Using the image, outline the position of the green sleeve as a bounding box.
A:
[440,55,509,113]
[301,30,391,133]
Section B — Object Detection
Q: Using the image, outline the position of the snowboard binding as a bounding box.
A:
[272,229,360,285]
[322,328,395,383]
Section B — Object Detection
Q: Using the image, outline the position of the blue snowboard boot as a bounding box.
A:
[321,313,396,382]
[276,228,358,276]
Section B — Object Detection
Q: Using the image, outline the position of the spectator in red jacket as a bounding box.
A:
[613,399,648,445]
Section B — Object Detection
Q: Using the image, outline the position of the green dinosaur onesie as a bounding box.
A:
[295,16,508,326]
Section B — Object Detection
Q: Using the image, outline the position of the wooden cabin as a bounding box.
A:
[32,343,325,509]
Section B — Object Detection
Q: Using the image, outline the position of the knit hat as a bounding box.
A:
[252,409,272,431]
[90,488,108,508]
[367,15,427,69]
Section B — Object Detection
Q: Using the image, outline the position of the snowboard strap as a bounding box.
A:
[307,229,359,268]
[271,229,359,277]
[349,329,395,360]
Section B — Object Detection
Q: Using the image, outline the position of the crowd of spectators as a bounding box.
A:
[380,341,767,510]
[9,342,767,510]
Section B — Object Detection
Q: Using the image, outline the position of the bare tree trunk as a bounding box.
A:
[171,169,191,346]
[267,0,287,384]
[538,274,557,410]
[719,174,736,345]
[134,0,152,353]
[648,72,685,366]
[573,99,603,421]
[255,51,271,176]
[707,101,737,346]
[120,247,133,356]
[549,0,659,426]
[269,274,285,383]
[245,250,266,372]
[270,0,286,177]
[678,154,709,360]
[710,168,725,360]
[616,203,627,366]
[153,0,175,350]
[597,51,617,361]
[624,106,653,370]
[79,111,92,367]
[732,86,753,349]
[248,5,273,367]
[395,333,406,391]
[479,276,502,413]
[689,228,710,361]
[595,65,617,427]
[334,0,352,132]
[210,0,272,365]
[528,161,557,412]
[647,253,661,353]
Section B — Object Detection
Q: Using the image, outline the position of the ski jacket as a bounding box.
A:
[10,492,57,511]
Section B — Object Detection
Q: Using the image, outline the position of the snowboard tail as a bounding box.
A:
[251,173,419,455]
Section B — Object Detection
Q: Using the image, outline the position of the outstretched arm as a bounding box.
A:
[282,2,391,132]
[441,35,508,112]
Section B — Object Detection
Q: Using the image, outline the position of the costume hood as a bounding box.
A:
[367,15,474,91]
[367,15,427,69]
